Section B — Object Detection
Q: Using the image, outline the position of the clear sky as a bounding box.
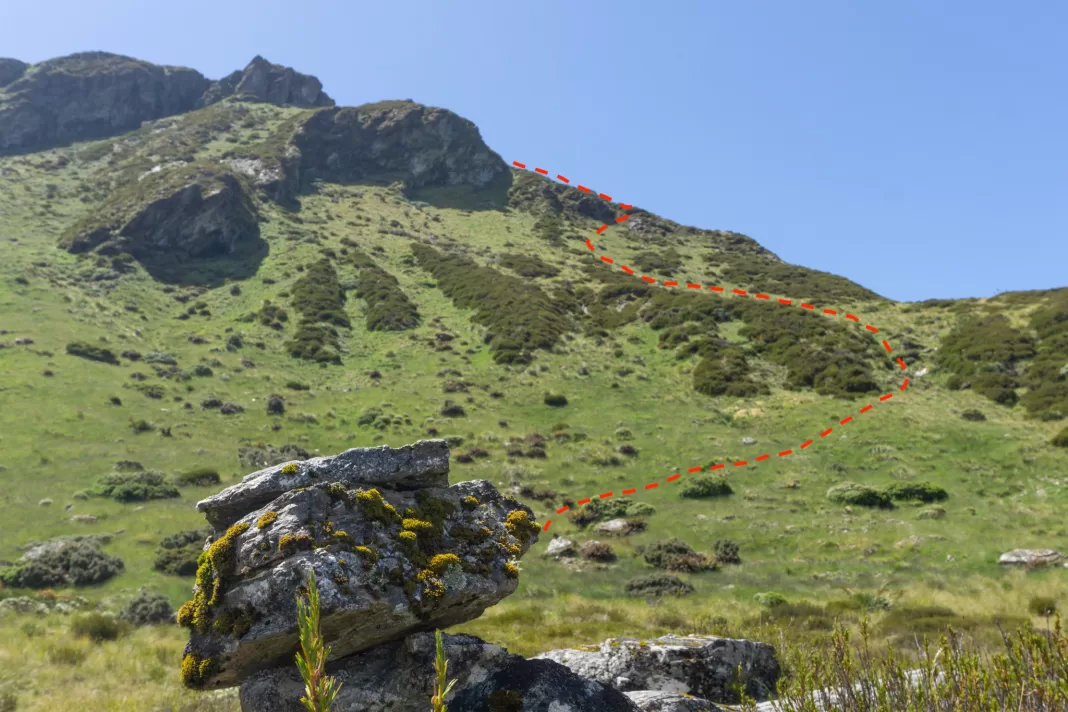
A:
[2,1,1065,302]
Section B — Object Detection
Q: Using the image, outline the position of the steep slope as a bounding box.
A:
[0,52,1066,668]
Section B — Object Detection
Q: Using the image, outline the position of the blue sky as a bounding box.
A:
[2,1,1065,302]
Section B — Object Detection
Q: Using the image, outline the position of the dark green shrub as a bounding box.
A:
[632,248,683,276]
[498,253,559,278]
[119,589,175,626]
[192,364,214,377]
[826,482,894,509]
[286,259,349,363]
[543,393,568,407]
[0,541,124,588]
[579,541,616,562]
[130,419,155,433]
[643,539,714,572]
[71,612,129,642]
[348,249,420,331]
[1028,596,1057,617]
[175,467,221,487]
[153,528,211,576]
[624,574,694,598]
[1052,427,1068,448]
[65,342,118,365]
[285,381,310,391]
[89,470,179,502]
[885,482,948,503]
[714,539,741,564]
[961,409,986,421]
[678,475,733,499]
[568,499,656,528]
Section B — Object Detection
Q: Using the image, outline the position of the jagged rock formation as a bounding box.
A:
[60,162,258,259]
[180,440,542,689]
[240,632,643,712]
[0,52,210,153]
[535,634,781,703]
[0,52,334,155]
[198,55,334,109]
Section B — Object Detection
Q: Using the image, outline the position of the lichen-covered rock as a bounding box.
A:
[60,161,259,258]
[534,635,781,704]
[239,632,640,712]
[180,451,540,689]
[198,440,451,531]
[0,52,210,153]
[198,55,333,109]
[626,691,729,712]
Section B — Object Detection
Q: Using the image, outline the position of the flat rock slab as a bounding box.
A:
[196,440,450,531]
[184,478,538,689]
[535,634,781,704]
[240,632,641,712]
[626,690,729,711]
[998,549,1065,567]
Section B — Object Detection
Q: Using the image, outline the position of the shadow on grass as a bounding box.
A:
[135,232,269,287]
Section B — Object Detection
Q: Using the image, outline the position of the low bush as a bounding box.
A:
[1027,596,1057,617]
[568,499,656,528]
[961,409,986,421]
[119,589,174,626]
[885,481,948,503]
[1052,427,1068,448]
[826,482,894,509]
[174,467,221,487]
[624,574,694,598]
[89,470,179,502]
[154,528,211,576]
[543,392,568,407]
[643,538,714,572]
[71,612,129,643]
[349,249,420,331]
[678,475,733,499]
[714,539,741,564]
[579,541,616,562]
[1,540,124,588]
[65,342,118,365]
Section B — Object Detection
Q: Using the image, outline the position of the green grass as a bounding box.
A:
[0,101,1067,707]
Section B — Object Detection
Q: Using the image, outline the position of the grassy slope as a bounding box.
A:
[0,102,1066,708]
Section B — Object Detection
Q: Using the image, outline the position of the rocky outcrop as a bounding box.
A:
[998,549,1066,567]
[179,440,541,690]
[535,634,781,703]
[0,52,210,153]
[199,55,333,109]
[240,632,642,712]
[59,161,259,259]
[626,691,729,711]
[0,58,28,87]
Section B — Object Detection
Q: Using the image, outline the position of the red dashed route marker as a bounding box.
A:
[510,160,910,533]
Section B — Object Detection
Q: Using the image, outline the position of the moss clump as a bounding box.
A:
[256,511,279,529]
[278,531,313,555]
[427,553,461,573]
[331,530,355,547]
[402,518,435,534]
[398,530,417,544]
[180,652,218,689]
[504,510,539,545]
[328,482,353,506]
[176,522,250,635]
[503,562,519,578]
[354,546,378,569]
[355,488,401,524]
[280,462,300,475]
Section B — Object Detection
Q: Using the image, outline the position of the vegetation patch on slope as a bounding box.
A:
[285,258,348,363]
[348,247,420,331]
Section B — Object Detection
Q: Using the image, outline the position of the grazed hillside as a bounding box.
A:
[0,51,1066,710]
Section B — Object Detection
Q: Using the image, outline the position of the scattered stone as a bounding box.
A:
[594,518,647,536]
[219,402,244,415]
[38,498,53,507]
[545,537,576,558]
[69,514,97,524]
[742,437,756,445]
[14,337,34,345]
[535,635,780,704]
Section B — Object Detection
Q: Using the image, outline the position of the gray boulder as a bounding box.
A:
[240,632,640,712]
[199,55,333,109]
[535,634,780,703]
[998,549,1065,567]
[545,536,576,558]
[626,691,728,711]
[197,440,451,531]
[180,448,540,689]
[0,52,210,154]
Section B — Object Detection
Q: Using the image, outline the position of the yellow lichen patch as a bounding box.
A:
[402,518,434,533]
[180,652,217,689]
[256,511,278,529]
[504,510,538,544]
[428,553,461,573]
[177,522,250,634]
[499,538,521,557]
[280,462,300,475]
[463,495,479,507]
[416,569,446,600]
[503,562,519,578]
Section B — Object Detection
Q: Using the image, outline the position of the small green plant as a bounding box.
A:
[431,629,458,712]
[295,569,342,712]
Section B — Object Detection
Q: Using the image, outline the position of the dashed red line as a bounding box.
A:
[509,159,911,532]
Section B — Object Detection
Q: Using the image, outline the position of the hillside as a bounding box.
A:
[0,51,1066,709]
